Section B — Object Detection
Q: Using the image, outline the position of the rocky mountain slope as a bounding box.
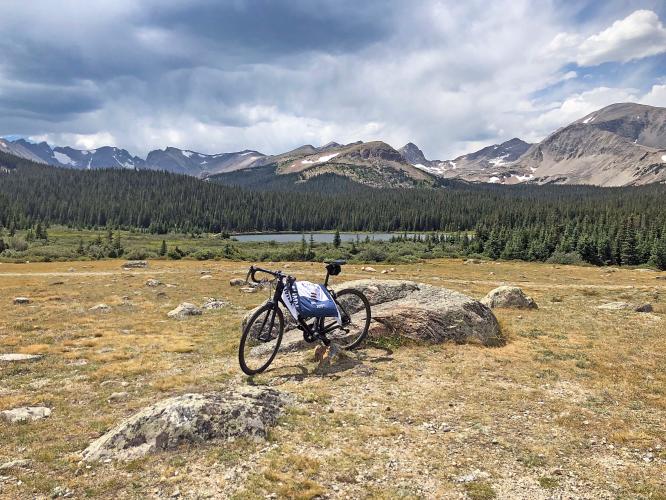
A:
[143,148,264,177]
[240,140,435,188]
[512,103,666,186]
[4,102,665,186]
[1,139,264,177]
[400,138,533,182]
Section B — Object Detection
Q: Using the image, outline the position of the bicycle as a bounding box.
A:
[238,260,371,375]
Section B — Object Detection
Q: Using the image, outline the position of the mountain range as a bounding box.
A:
[2,102,665,187]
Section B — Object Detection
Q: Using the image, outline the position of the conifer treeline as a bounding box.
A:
[1,152,665,267]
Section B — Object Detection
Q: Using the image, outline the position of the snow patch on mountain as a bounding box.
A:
[54,151,74,165]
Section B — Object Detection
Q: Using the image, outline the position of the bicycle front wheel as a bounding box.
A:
[239,304,284,375]
[329,288,371,349]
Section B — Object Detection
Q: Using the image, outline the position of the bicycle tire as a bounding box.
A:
[330,288,371,349]
[239,304,284,375]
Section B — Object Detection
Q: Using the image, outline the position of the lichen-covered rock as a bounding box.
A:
[167,302,202,319]
[481,286,538,310]
[1,406,51,423]
[229,278,247,287]
[145,279,162,287]
[82,387,289,462]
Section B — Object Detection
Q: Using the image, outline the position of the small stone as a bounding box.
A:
[167,303,202,319]
[634,303,653,313]
[200,275,213,280]
[108,392,129,403]
[361,266,377,273]
[122,260,147,269]
[13,297,31,305]
[239,287,258,294]
[89,304,111,313]
[0,406,51,423]
[230,278,246,286]
[145,279,162,287]
[0,459,31,471]
[202,298,228,310]
[0,353,43,362]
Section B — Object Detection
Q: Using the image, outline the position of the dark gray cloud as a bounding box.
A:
[1,0,664,158]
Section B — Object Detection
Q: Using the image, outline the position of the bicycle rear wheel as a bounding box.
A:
[239,304,284,375]
[327,288,371,349]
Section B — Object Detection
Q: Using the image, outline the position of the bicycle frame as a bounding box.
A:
[250,266,347,345]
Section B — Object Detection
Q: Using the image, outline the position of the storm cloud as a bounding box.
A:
[1,0,666,159]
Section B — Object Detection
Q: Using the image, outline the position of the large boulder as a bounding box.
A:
[345,280,502,346]
[247,280,503,357]
[82,386,289,462]
[481,286,538,309]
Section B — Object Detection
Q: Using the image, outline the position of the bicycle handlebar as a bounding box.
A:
[246,265,286,284]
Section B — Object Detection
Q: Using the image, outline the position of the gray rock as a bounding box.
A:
[122,260,147,269]
[202,298,228,310]
[200,275,213,280]
[0,459,31,471]
[0,353,43,362]
[481,286,538,309]
[89,303,111,313]
[229,278,247,287]
[597,302,633,311]
[656,275,666,280]
[1,406,51,423]
[82,386,289,461]
[145,279,162,287]
[361,266,377,273]
[634,303,653,313]
[167,302,202,319]
[240,287,258,294]
[13,297,31,305]
[108,392,129,402]
[464,259,483,264]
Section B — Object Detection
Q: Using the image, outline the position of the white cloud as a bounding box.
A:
[547,10,666,67]
[640,84,666,106]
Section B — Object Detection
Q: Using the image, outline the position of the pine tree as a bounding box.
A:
[333,229,341,248]
[649,237,666,270]
[159,239,167,256]
[620,220,639,266]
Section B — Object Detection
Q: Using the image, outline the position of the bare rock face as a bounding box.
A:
[481,286,538,310]
[82,387,289,462]
[167,302,202,319]
[1,406,51,423]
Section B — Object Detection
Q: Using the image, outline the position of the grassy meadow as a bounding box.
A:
[0,258,664,498]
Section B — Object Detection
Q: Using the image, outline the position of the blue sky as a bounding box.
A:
[1,0,665,159]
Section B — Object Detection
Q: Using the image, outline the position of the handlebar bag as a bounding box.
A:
[282,280,341,324]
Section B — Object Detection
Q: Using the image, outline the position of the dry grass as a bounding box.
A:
[0,258,664,498]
